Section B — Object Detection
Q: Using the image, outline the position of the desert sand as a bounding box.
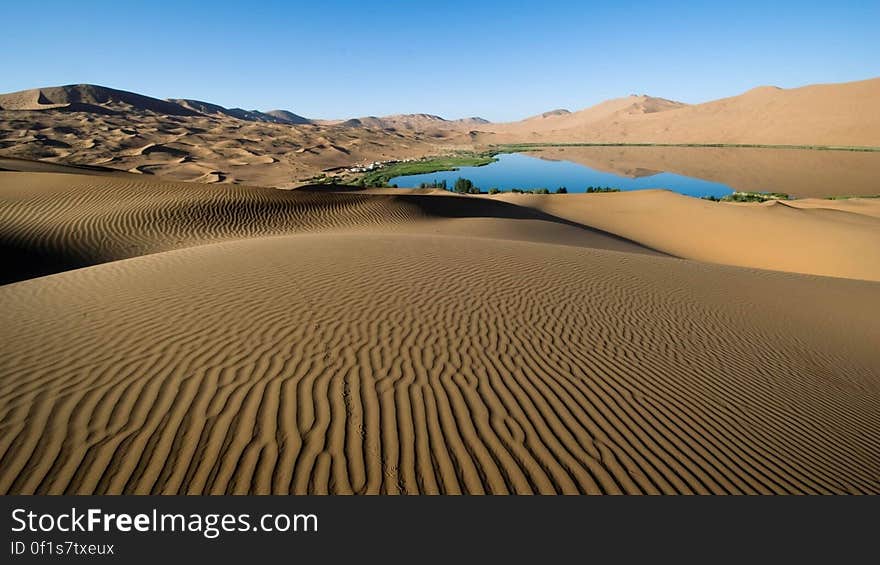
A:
[1,163,879,494]
[0,85,475,187]
[476,78,880,147]
[490,190,880,281]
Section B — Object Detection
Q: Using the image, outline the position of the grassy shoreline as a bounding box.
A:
[360,152,501,186]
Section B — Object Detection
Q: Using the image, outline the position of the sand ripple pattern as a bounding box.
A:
[2,235,878,494]
[0,173,433,283]
[0,172,657,284]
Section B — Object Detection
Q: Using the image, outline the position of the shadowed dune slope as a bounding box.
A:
[491,191,880,281]
[1,234,878,494]
[0,171,656,283]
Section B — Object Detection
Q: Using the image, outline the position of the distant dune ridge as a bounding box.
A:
[477,78,880,146]
[1,164,879,494]
[0,84,200,116]
[1,78,879,186]
[0,84,485,130]
[169,98,312,125]
[0,84,487,186]
[507,95,687,133]
[315,113,489,130]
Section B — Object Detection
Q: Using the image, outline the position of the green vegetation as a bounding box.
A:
[488,187,501,194]
[702,191,790,202]
[724,191,789,202]
[556,186,568,194]
[506,187,558,194]
[360,151,498,187]
[494,142,880,153]
[418,179,447,189]
[585,186,621,193]
[825,194,880,200]
[453,177,481,194]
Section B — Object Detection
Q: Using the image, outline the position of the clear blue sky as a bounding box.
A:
[1,0,877,121]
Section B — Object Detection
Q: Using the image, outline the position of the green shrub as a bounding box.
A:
[488,187,501,195]
[454,177,475,194]
[585,186,621,193]
[556,186,568,194]
[722,191,789,202]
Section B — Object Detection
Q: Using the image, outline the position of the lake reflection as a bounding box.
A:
[391,146,880,199]
[391,153,734,198]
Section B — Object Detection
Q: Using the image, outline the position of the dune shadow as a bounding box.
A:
[394,193,668,255]
[1,242,98,285]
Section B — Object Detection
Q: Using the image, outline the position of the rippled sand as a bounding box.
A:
[1,166,878,494]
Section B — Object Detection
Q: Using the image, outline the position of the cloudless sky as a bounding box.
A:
[1,0,877,121]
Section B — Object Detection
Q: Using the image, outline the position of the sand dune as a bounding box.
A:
[492,95,686,135]
[491,190,880,281]
[477,78,880,146]
[0,109,464,187]
[0,84,198,116]
[1,167,879,494]
[0,85,473,187]
[0,169,654,284]
[1,233,878,494]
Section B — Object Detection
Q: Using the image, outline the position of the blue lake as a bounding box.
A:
[390,152,735,197]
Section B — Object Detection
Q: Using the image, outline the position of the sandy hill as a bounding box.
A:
[489,190,880,281]
[0,86,472,186]
[170,98,312,125]
[477,78,880,146]
[491,95,686,136]
[264,109,311,124]
[329,113,490,131]
[3,160,878,283]
[0,84,198,116]
[0,85,316,127]
[531,109,572,119]
[1,164,879,494]
[456,116,491,125]
[0,166,655,284]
